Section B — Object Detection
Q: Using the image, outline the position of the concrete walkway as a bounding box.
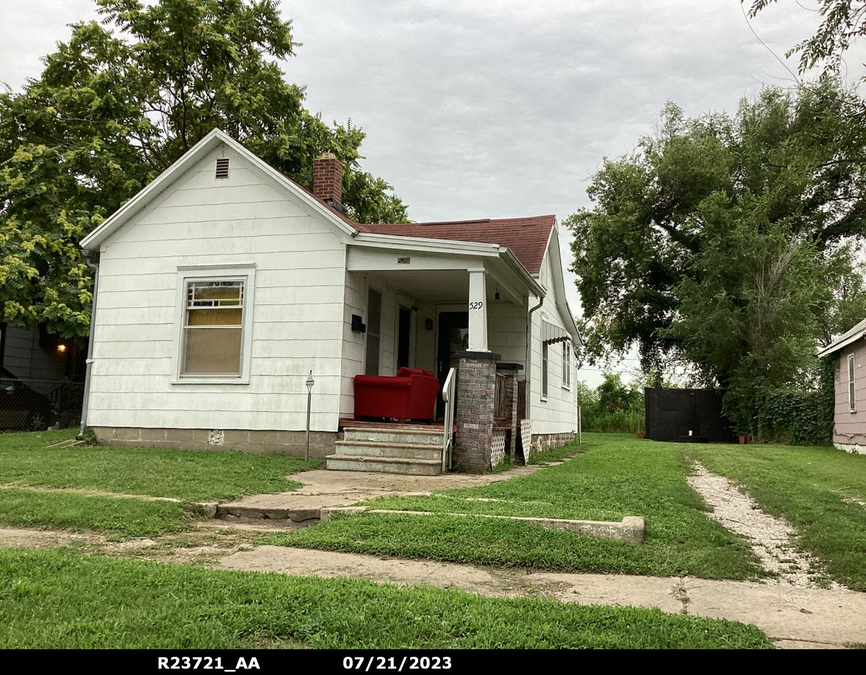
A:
[218,545,866,648]
[1,524,862,648]
[214,464,545,517]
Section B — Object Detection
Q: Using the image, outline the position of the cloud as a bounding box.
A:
[2,0,863,382]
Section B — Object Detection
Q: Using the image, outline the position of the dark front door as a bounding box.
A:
[436,312,468,417]
[397,307,411,370]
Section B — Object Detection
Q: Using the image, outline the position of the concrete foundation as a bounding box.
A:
[91,426,336,458]
[532,431,577,453]
[834,442,866,455]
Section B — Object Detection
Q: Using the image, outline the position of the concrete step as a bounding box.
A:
[342,426,443,446]
[325,454,442,476]
[334,439,443,461]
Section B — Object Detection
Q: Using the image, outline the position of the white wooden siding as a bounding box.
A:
[528,250,578,435]
[88,144,348,432]
[338,272,409,417]
[414,304,437,373]
[487,302,527,365]
[340,271,367,417]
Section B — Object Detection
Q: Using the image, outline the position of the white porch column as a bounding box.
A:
[467,268,489,352]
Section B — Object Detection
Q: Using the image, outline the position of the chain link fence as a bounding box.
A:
[0,378,84,432]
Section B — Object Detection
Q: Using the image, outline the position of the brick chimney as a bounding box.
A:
[313,152,344,213]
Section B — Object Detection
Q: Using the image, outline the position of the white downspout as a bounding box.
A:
[78,252,100,439]
[526,294,544,411]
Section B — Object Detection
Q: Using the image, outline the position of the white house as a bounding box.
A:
[80,129,581,473]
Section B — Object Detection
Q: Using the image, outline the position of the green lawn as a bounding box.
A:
[0,487,190,538]
[274,434,764,580]
[686,443,866,591]
[0,429,316,501]
[0,429,319,537]
[0,548,772,649]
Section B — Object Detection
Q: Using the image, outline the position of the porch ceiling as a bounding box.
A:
[361,269,488,303]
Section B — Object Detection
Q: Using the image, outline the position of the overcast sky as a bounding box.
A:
[2,1,865,383]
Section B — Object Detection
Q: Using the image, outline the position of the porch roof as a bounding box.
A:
[357,216,555,275]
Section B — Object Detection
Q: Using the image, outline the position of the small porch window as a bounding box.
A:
[850,354,856,412]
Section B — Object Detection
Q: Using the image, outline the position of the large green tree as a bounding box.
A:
[567,81,866,393]
[0,0,408,340]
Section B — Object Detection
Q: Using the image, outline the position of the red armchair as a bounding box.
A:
[354,367,440,422]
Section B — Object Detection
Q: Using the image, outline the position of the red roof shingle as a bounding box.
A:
[358,216,555,275]
[277,164,553,276]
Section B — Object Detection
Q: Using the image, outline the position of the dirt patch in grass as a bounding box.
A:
[0,526,102,550]
[687,463,834,588]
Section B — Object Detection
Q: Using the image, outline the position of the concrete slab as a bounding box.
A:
[214,465,545,515]
[320,507,645,544]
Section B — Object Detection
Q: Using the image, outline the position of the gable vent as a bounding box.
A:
[215,158,230,179]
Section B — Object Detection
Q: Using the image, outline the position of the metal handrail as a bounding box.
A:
[441,367,457,472]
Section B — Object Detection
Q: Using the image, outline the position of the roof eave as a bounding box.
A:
[816,330,866,358]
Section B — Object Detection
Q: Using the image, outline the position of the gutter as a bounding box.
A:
[78,251,100,439]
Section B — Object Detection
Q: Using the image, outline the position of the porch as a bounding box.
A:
[329,245,547,474]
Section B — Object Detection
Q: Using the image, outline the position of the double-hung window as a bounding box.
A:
[562,342,571,389]
[175,266,255,383]
[850,354,857,412]
[541,342,549,399]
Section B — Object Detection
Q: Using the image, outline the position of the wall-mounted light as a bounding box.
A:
[56,344,67,354]
[424,318,434,331]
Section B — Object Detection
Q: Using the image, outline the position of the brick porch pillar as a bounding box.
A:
[454,350,500,473]
[496,363,523,462]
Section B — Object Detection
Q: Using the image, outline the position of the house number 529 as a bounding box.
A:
[469,301,484,310]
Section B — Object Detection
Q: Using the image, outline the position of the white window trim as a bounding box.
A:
[171,263,256,385]
[561,342,571,391]
[849,353,856,413]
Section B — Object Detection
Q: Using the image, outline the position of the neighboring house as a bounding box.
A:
[817,318,866,454]
[80,129,581,473]
[0,322,74,392]
[0,322,86,431]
